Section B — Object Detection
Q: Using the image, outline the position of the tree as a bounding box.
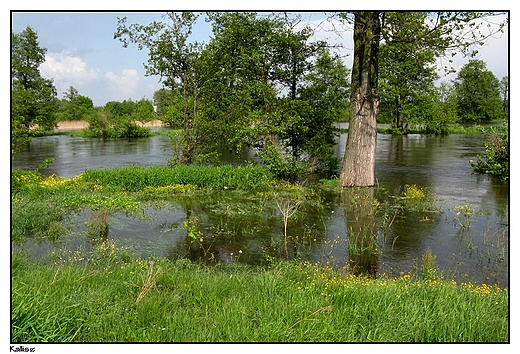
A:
[11,26,58,154]
[115,12,200,163]
[453,59,503,122]
[338,12,507,187]
[339,12,381,187]
[56,86,94,121]
[470,123,508,181]
[104,100,127,117]
[415,82,458,134]
[201,12,344,178]
[133,98,156,125]
[153,88,183,127]
[297,48,350,171]
[378,12,439,132]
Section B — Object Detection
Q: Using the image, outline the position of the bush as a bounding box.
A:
[470,123,508,181]
[257,142,307,181]
[82,110,150,138]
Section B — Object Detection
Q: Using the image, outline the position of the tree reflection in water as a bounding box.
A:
[342,187,378,276]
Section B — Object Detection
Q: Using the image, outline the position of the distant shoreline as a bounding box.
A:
[55,120,166,131]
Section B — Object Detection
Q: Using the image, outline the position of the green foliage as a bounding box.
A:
[11,169,71,243]
[421,249,438,281]
[452,203,475,229]
[133,98,155,124]
[183,216,203,242]
[115,12,200,163]
[295,48,349,170]
[200,13,345,177]
[11,169,141,244]
[378,12,439,130]
[454,60,503,122]
[105,100,134,117]
[398,184,438,213]
[11,199,67,244]
[81,109,150,138]
[55,86,94,122]
[470,123,508,181]
[257,142,308,180]
[11,26,59,154]
[359,12,506,142]
[153,88,184,127]
[11,169,44,192]
[409,86,458,135]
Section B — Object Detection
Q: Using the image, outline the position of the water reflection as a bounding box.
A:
[342,187,378,276]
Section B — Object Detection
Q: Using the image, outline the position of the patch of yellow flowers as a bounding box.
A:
[401,184,427,199]
[39,173,84,188]
[291,261,506,300]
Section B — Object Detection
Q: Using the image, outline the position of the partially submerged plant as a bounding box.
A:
[274,193,303,259]
[398,184,438,213]
[183,215,203,243]
[421,249,437,281]
[453,203,474,228]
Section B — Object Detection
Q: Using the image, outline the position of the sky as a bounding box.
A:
[10,10,509,108]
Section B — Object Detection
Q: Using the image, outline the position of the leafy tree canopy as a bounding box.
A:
[11,26,58,154]
[453,59,503,122]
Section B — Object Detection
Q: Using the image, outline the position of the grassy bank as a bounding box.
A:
[12,249,508,342]
[374,123,503,135]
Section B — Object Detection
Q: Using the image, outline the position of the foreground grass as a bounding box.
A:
[12,250,508,343]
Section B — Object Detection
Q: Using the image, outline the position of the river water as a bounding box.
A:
[11,126,509,286]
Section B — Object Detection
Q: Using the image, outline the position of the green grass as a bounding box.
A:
[81,164,274,191]
[11,249,508,342]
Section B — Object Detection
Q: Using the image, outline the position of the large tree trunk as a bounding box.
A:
[339,12,381,187]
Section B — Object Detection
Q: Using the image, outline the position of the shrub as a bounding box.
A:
[470,123,508,182]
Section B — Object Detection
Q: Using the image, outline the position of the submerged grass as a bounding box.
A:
[11,250,508,343]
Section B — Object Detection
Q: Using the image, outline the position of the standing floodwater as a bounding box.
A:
[12,130,509,287]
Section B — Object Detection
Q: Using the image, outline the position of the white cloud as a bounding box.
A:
[40,52,101,93]
[105,69,140,101]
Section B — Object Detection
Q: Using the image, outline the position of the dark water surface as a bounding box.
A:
[12,128,509,286]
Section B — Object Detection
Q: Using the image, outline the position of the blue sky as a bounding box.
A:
[11,11,509,107]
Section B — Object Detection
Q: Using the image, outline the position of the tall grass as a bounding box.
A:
[81,164,274,191]
[12,250,508,342]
